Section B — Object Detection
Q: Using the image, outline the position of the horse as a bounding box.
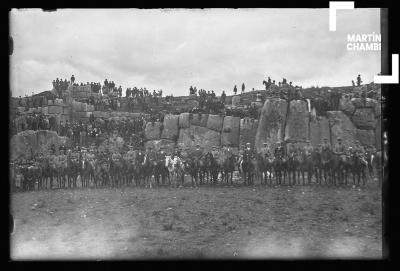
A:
[66,155,79,188]
[110,156,125,187]
[320,148,333,185]
[220,153,237,186]
[80,157,94,188]
[141,154,154,188]
[296,151,314,186]
[272,156,286,185]
[348,153,368,186]
[184,157,200,187]
[166,155,185,188]
[204,152,219,185]
[239,154,255,186]
[286,153,299,186]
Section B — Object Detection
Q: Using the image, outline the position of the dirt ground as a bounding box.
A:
[10,180,382,260]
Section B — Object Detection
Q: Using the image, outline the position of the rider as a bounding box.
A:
[261,142,271,159]
[192,143,203,159]
[243,143,253,159]
[274,141,285,159]
[303,140,314,156]
[211,146,219,159]
[287,143,297,158]
[321,138,332,152]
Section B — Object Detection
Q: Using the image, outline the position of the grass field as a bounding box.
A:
[10,183,382,260]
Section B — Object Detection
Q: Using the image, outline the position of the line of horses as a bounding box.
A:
[11,148,383,192]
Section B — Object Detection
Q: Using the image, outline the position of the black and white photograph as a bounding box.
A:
[9,7,387,260]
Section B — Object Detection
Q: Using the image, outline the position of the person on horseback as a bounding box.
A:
[274,141,285,159]
[261,142,271,159]
[211,146,219,159]
[303,140,313,156]
[321,138,331,152]
[192,143,203,159]
[334,138,347,161]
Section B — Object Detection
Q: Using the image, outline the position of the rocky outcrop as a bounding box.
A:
[352,108,376,129]
[206,114,224,132]
[239,118,259,148]
[356,129,375,147]
[232,96,241,107]
[144,122,162,141]
[339,97,356,116]
[327,111,357,147]
[255,98,287,152]
[177,125,220,152]
[144,139,176,153]
[221,116,240,147]
[161,114,179,140]
[190,113,209,127]
[178,113,190,129]
[309,116,330,147]
[284,100,309,143]
[11,130,70,160]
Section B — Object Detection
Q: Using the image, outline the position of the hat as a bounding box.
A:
[246,142,251,145]
[263,142,268,145]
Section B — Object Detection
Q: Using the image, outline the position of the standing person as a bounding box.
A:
[233,85,237,95]
[71,75,75,85]
[241,83,245,94]
[356,74,362,86]
[221,91,226,104]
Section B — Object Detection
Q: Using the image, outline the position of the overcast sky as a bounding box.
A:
[10,8,381,97]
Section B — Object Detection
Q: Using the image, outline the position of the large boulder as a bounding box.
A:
[239,118,259,148]
[11,130,70,160]
[145,122,162,141]
[284,100,309,143]
[356,129,375,147]
[178,113,190,129]
[206,114,224,132]
[190,113,208,127]
[177,125,220,152]
[144,139,176,153]
[339,97,356,116]
[255,98,287,152]
[161,114,179,140]
[309,116,330,147]
[327,111,357,148]
[221,116,240,147]
[352,108,376,129]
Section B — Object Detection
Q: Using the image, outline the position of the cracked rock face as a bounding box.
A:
[309,116,330,147]
[352,108,376,130]
[284,100,309,143]
[144,122,162,141]
[327,111,357,148]
[11,130,70,160]
[177,126,221,152]
[161,114,179,140]
[255,98,287,153]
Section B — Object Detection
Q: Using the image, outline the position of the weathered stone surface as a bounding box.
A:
[239,118,259,148]
[255,98,287,153]
[351,98,364,108]
[374,102,381,117]
[178,113,190,129]
[190,113,208,127]
[309,116,330,147]
[11,130,70,160]
[284,100,309,143]
[356,129,375,147]
[221,116,240,147]
[206,114,224,132]
[327,111,357,148]
[352,108,376,129]
[177,125,220,152]
[161,114,179,140]
[144,139,175,153]
[145,122,162,141]
[339,97,356,116]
